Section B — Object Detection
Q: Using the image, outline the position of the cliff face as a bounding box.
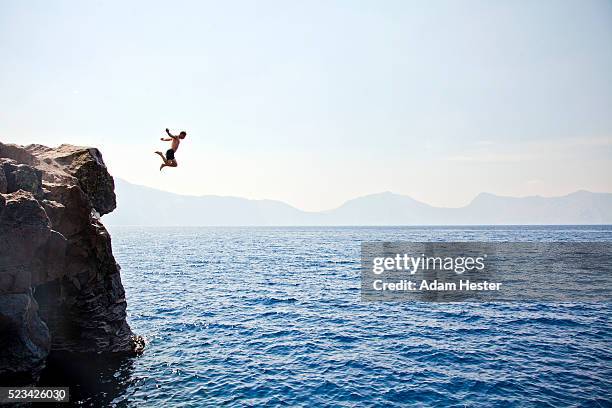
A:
[0,142,143,383]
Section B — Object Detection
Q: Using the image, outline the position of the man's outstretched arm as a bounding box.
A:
[165,128,177,138]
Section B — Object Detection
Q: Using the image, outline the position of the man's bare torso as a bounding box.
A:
[171,137,180,152]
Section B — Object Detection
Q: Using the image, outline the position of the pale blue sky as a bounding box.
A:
[1,0,611,210]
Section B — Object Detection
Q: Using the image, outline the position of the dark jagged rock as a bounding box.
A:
[0,165,7,193]
[0,142,143,383]
[0,293,50,382]
[0,159,43,199]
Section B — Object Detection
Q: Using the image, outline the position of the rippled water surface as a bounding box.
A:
[68,226,612,406]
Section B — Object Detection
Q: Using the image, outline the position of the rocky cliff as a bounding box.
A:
[0,142,143,384]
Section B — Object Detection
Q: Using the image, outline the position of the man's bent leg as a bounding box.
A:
[155,151,167,161]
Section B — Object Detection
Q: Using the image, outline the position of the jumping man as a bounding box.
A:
[155,128,187,171]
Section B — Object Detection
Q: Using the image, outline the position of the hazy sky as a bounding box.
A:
[1,0,611,211]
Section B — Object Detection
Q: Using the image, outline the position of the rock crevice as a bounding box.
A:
[0,142,143,383]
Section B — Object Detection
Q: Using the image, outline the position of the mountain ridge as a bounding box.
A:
[103,178,612,226]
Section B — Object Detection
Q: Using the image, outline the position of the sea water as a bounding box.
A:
[42,226,612,407]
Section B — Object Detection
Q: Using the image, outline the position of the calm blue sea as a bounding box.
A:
[52,226,612,407]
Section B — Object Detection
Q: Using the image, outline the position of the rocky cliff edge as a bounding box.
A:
[0,142,144,383]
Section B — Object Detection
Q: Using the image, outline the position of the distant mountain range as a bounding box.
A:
[102,178,612,226]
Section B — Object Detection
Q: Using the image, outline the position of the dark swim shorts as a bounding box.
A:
[166,149,175,160]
